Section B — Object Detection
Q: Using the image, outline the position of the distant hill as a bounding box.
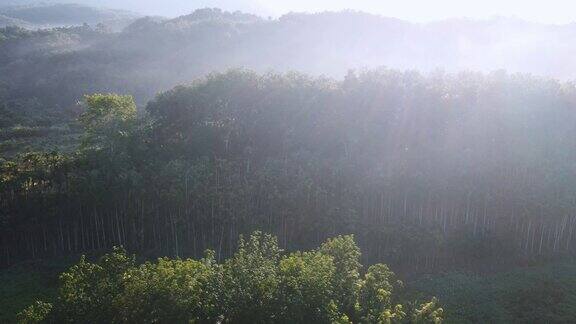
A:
[0,3,140,29]
[0,13,32,28]
[2,8,576,125]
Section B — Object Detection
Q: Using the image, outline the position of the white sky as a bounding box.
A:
[75,0,576,24]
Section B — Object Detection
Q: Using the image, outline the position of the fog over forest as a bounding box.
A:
[2,2,576,324]
[2,4,576,120]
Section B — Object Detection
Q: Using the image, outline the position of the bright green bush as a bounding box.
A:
[18,232,442,323]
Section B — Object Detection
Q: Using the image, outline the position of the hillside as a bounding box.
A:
[0,14,32,28]
[1,9,575,118]
[0,3,140,29]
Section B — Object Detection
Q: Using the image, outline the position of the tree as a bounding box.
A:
[221,231,281,323]
[118,252,222,323]
[320,235,362,319]
[359,264,406,323]
[79,94,137,154]
[277,251,338,323]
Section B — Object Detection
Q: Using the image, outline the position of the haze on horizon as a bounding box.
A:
[4,0,576,24]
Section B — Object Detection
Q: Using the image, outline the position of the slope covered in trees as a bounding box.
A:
[1,8,576,135]
[0,3,139,29]
[0,24,110,156]
[2,69,576,273]
[0,14,32,28]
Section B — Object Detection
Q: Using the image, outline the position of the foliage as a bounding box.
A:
[16,302,52,324]
[18,232,442,324]
[2,8,576,133]
[3,69,576,272]
[359,264,406,323]
[51,247,135,322]
[320,235,363,319]
[221,232,281,322]
[79,93,136,151]
[118,253,222,323]
[13,257,576,324]
[277,251,337,322]
[413,298,443,324]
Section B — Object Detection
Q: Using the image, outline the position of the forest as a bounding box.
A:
[4,69,576,269]
[0,3,138,29]
[2,8,576,131]
[2,3,576,324]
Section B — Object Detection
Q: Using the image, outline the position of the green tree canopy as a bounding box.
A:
[80,93,137,152]
[18,232,442,324]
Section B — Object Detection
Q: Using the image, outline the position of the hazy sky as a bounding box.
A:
[18,0,576,24]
